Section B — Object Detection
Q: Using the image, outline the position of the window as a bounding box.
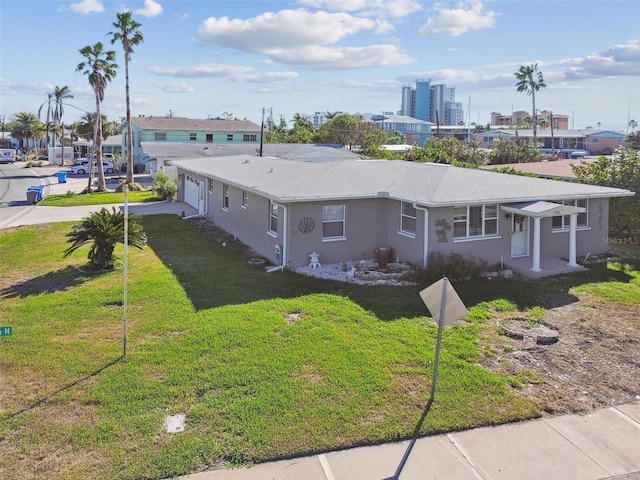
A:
[206,134,213,143]
[243,134,257,142]
[222,184,229,210]
[189,132,197,141]
[241,190,248,208]
[400,201,416,236]
[322,205,345,240]
[154,132,167,141]
[552,199,588,230]
[226,134,234,142]
[208,179,214,193]
[454,204,498,239]
[269,201,278,234]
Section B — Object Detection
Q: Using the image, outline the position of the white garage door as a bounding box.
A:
[184,175,200,209]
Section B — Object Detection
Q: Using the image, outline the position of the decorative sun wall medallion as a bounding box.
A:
[298,216,316,234]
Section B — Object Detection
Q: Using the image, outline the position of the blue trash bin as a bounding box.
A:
[27,185,45,202]
[56,171,67,183]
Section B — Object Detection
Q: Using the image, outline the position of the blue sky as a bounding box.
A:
[1,0,639,131]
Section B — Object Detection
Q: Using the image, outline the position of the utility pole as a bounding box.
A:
[259,108,265,156]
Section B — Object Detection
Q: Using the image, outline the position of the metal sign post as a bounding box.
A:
[123,183,128,357]
[419,277,468,402]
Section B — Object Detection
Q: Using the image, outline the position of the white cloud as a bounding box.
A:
[419,0,498,36]
[269,44,416,70]
[563,39,640,79]
[148,63,298,83]
[134,0,163,18]
[297,0,422,18]
[197,9,392,53]
[174,12,189,21]
[69,0,104,14]
[154,81,195,93]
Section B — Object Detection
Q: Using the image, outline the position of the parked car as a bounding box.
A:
[71,161,116,175]
[74,153,116,166]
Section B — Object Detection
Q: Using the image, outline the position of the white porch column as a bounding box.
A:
[567,213,578,267]
[530,216,542,272]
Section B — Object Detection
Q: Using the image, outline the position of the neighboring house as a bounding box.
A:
[141,142,361,176]
[125,117,262,168]
[475,129,626,155]
[170,156,634,279]
[373,115,433,146]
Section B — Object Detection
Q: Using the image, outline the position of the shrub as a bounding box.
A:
[152,171,177,200]
[404,252,488,284]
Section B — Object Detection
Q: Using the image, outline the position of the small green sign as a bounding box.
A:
[0,326,13,336]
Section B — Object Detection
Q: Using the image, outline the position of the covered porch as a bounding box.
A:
[502,201,588,279]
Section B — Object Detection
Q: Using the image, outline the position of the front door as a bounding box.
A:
[511,214,530,257]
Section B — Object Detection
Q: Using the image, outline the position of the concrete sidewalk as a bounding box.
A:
[0,169,197,229]
[180,402,640,480]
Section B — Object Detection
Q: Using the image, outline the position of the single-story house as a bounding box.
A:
[141,142,361,176]
[475,129,626,155]
[170,156,634,279]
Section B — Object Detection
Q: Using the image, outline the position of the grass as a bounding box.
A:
[1,215,639,479]
[39,190,164,206]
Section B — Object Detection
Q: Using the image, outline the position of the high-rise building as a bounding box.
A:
[399,80,463,125]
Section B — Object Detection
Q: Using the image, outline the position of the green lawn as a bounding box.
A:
[39,190,164,206]
[0,216,638,479]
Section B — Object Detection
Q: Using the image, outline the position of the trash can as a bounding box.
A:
[375,247,391,270]
[55,171,67,183]
[27,185,45,202]
[26,190,39,204]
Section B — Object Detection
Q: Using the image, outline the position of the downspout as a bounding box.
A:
[267,203,288,272]
[414,204,429,266]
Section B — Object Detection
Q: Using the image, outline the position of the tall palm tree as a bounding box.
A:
[109,12,143,189]
[77,42,118,192]
[514,63,546,148]
[38,93,55,148]
[53,86,74,161]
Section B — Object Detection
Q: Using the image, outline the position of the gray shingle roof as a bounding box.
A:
[142,142,361,161]
[170,156,634,205]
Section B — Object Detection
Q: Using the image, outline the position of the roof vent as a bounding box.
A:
[242,158,250,164]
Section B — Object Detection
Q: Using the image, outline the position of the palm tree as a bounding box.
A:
[10,112,41,152]
[53,86,74,161]
[38,92,55,148]
[629,119,638,132]
[514,63,546,148]
[110,12,143,190]
[77,42,118,192]
[64,207,147,271]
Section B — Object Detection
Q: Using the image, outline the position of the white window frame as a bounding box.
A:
[552,199,589,231]
[154,132,167,141]
[399,201,416,238]
[226,134,234,142]
[322,205,346,241]
[189,132,197,141]
[453,204,499,241]
[241,190,248,209]
[268,201,278,237]
[222,184,229,210]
